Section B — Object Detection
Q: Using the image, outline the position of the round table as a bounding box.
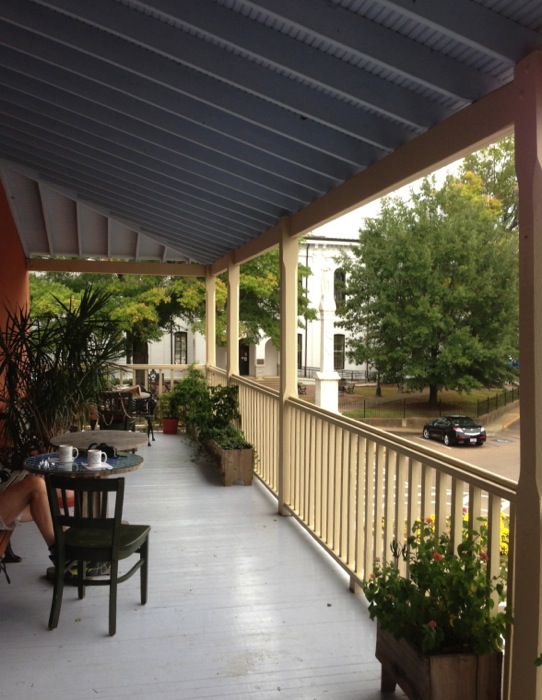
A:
[24,452,144,477]
[50,430,149,453]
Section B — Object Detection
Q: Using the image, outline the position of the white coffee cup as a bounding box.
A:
[87,449,107,467]
[58,444,78,463]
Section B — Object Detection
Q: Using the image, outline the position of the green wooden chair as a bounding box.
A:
[46,474,150,636]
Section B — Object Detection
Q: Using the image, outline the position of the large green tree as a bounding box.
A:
[31,250,314,363]
[31,272,207,364]
[337,172,518,404]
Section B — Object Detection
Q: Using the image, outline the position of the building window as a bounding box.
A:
[174,331,187,364]
[334,334,345,370]
[334,268,346,310]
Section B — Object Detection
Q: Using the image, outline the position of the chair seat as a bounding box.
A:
[64,524,150,561]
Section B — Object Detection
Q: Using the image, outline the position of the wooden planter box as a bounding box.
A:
[208,440,254,486]
[375,626,502,700]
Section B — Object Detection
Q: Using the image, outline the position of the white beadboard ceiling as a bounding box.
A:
[1,0,541,266]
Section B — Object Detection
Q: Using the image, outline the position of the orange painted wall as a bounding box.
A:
[0,183,28,448]
[0,182,29,325]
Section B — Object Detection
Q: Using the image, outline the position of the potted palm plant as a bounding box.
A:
[362,519,512,700]
[0,286,125,469]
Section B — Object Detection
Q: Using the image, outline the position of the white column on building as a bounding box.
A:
[254,339,266,378]
[510,50,542,699]
[315,266,340,412]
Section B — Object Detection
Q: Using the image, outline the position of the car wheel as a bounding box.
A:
[423,428,430,439]
[443,434,451,446]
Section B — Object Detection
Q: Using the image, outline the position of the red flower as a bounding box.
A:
[480,551,488,562]
[427,620,437,630]
[433,552,444,561]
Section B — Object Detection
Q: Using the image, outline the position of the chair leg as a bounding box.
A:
[145,417,154,446]
[140,540,149,605]
[109,561,119,636]
[77,561,86,599]
[48,561,66,630]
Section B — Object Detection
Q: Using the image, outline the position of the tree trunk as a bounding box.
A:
[131,336,149,387]
[428,384,439,406]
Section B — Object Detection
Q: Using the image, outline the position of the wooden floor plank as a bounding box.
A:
[1,432,405,699]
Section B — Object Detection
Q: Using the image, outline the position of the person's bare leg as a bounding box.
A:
[0,476,54,548]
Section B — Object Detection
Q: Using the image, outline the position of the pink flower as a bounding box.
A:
[433,552,444,561]
[427,620,438,630]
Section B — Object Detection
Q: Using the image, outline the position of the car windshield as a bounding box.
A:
[450,417,477,427]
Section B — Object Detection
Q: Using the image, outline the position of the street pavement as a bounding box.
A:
[398,411,520,482]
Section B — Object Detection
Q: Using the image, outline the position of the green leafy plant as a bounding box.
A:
[158,393,176,420]
[207,423,252,449]
[0,286,124,468]
[168,367,251,450]
[362,519,512,655]
[158,366,207,420]
[187,383,250,448]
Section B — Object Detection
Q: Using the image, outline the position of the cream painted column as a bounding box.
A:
[278,219,298,515]
[205,271,216,369]
[511,51,542,699]
[226,257,240,379]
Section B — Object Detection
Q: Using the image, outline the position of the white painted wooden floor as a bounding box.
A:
[1,433,405,700]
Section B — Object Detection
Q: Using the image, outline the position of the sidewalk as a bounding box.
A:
[483,409,520,436]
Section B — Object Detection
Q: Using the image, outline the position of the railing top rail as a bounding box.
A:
[115,363,204,371]
[231,375,282,397]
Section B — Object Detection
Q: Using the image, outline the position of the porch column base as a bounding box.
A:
[315,371,340,413]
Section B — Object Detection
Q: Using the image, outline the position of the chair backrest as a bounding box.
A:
[46,475,125,557]
[132,397,157,416]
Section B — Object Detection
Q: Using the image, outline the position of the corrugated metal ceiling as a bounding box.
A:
[0,0,541,265]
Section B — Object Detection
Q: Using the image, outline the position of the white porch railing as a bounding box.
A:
[110,363,205,394]
[119,364,517,695]
[228,372,516,696]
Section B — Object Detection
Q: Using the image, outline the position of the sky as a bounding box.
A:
[313,159,463,240]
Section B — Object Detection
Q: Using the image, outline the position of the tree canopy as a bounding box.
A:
[30,249,314,363]
[337,167,518,404]
[460,135,517,233]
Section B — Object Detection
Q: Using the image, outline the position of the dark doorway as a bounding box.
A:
[239,341,250,375]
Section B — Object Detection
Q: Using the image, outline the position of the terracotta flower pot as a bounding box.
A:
[161,417,179,435]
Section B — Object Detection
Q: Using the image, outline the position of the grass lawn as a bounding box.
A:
[341,385,518,420]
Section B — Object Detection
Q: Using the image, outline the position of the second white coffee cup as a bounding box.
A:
[87,449,107,466]
[58,444,78,463]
